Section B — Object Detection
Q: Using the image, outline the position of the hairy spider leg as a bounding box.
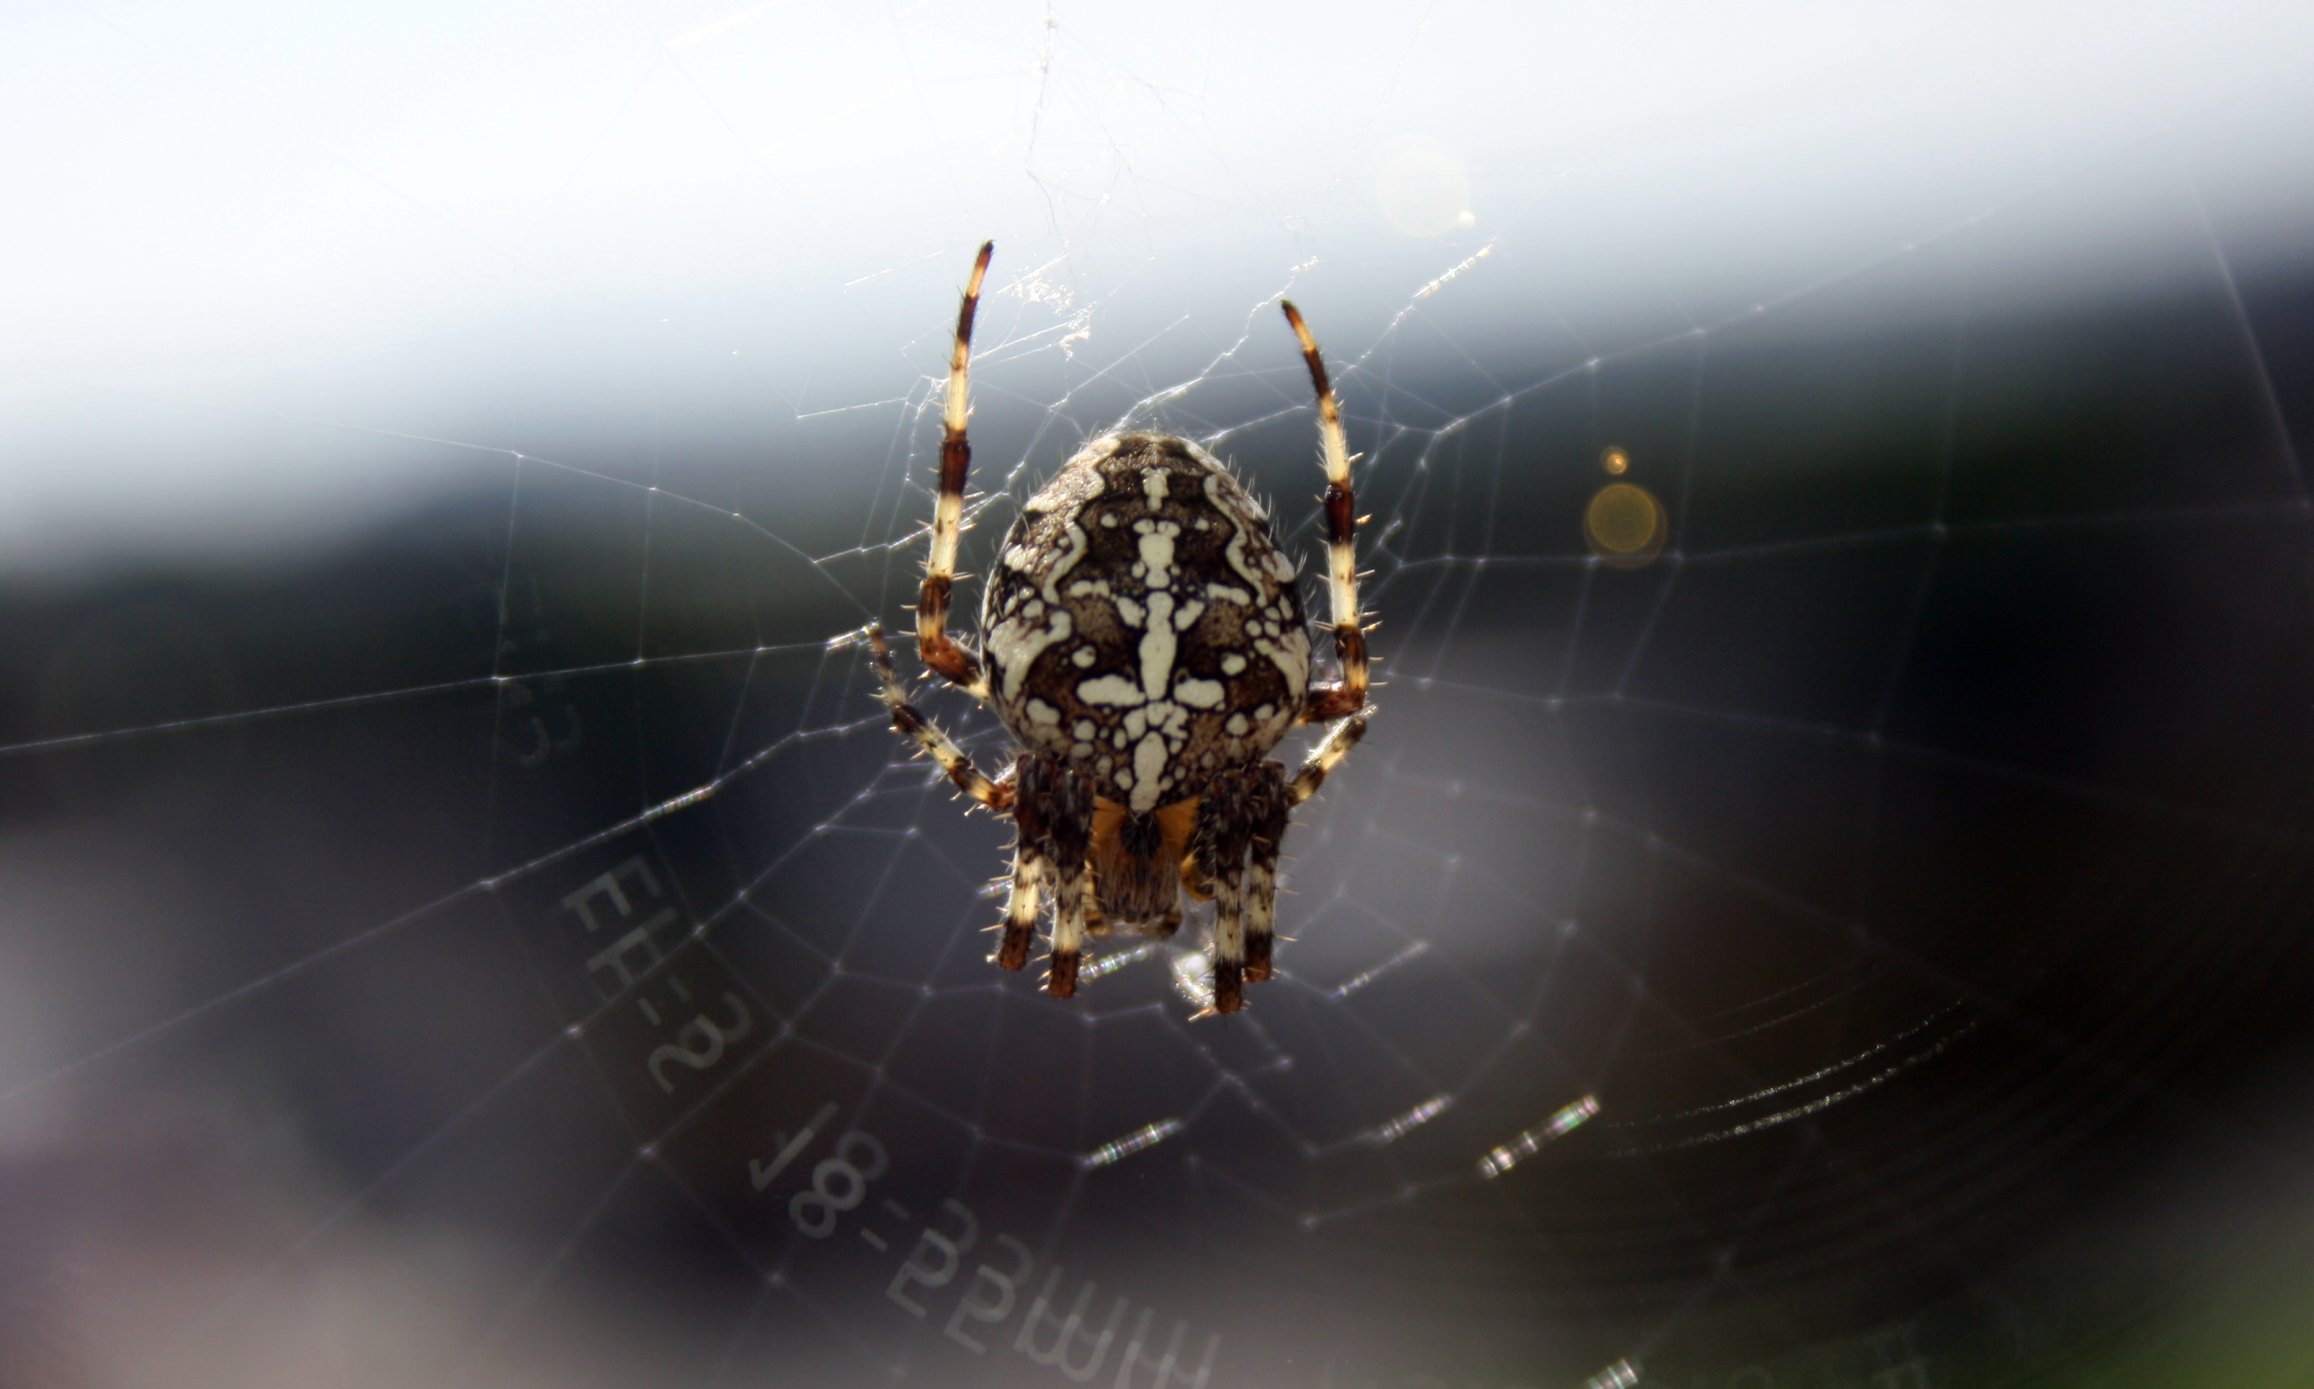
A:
[1287,716,1366,808]
[1242,763,1290,982]
[1191,766,1271,1013]
[863,624,1013,811]
[998,753,1052,971]
[997,852,1047,971]
[920,241,996,700]
[1283,301,1370,726]
[1014,758,1095,998]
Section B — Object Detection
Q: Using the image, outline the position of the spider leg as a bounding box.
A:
[996,841,1048,973]
[1192,771,1260,1013]
[1287,714,1367,807]
[1243,762,1290,983]
[1047,765,1095,998]
[1047,865,1089,998]
[1013,756,1095,997]
[1282,302,1370,725]
[919,242,996,701]
[863,624,1013,811]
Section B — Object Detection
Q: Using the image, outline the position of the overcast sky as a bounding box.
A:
[5,0,2310,562]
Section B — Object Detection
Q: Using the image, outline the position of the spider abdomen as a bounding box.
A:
[982,433,1311,816]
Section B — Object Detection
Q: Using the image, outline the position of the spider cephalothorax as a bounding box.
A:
[861,243,1370,1013]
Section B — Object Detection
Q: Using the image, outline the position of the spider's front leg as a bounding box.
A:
[919,241,996,700]
[1283,301,1371,727]
[1009,756,1094,997]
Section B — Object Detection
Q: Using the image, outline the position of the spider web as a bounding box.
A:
[7,3,2314,1387]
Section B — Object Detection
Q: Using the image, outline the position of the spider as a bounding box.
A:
[860,242,1370,1013]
